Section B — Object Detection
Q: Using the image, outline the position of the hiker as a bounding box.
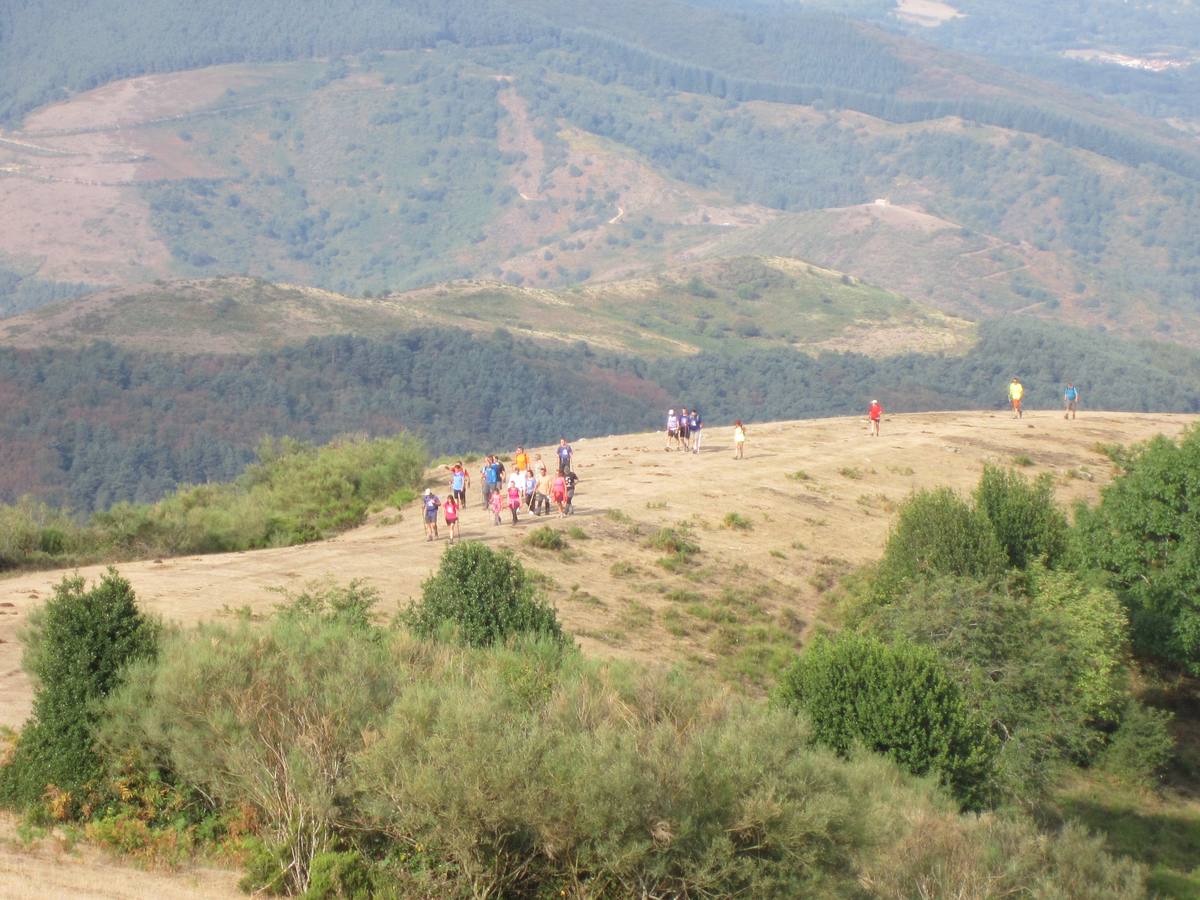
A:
[510,466,527,497]
[489,482,504,525]
[507,480,523,525]
[1064,383,1079,420]
[733,420,746,459]
[665,408,679,451]
[679,407,691,452]
[565,470,579,515]
[514,445,529,474]
[481,455,499,509]
[520,468,535,511]
[689,408,702,454]
[1009,378,1024,419]
[551,470,568,518]
[534,461,552,516]
[422,489,441,541]
[449,462,469,512]
[557,437,573,475]
[443,493,460,542]
[868,399,884,437]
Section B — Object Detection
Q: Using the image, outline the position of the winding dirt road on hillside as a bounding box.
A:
[0,411,1194,896]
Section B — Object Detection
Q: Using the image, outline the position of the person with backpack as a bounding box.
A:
[868,400,884,438]
[1063,383,1079,420]
[733,420,747,459]
[689,408,702,454]
[564,470,579,515]
[422,489,441,541]
[679,407,691,452]
[557,437,573,475]
[1008,378,1024,419]
[514,446,529,474]
[481,455,499,510]
[443,493,460,543]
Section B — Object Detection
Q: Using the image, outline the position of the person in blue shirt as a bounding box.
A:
[1063,383,1079,420]
[689,409,702,455]
[481,455,501,509]
[557,437,573,475]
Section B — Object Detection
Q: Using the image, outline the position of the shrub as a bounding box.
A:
[89,433,427,560]
[1099,702,1175,787]
[1071,428,1200,673]
[526,526,566,551]
[974,465,1068,569]
[405,542,564,647]
[875,488,1006,598]
[99,588,398,894]
[722,512,753,530]
[0,569,158,810]
[844,570,1133,805]
[774,633,997,809]
[647,526,699,557]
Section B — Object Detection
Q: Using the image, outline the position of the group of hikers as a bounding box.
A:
[421,438,578,541]
[663,406,750,459]
[419,379,1081,540]
[1008,378,1081,420]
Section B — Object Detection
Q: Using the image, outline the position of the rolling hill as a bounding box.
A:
[1,2,1199,341]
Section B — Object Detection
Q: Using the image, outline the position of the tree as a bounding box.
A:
[406,541,564,647]
[775,633,997,809]
[0,569,158,810]
[1072,427,1200,673]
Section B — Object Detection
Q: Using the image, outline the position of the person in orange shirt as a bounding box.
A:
[514,446,529,473]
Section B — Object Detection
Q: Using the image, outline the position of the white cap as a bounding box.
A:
[669,408,675,413]
[424,488,431,496]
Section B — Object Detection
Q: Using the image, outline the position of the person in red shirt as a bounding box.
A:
[868,400,884,437]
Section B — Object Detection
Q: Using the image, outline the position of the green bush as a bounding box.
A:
[1071,427,1200,674]
[100,585,398,894]
[875,488,1007,598]
[405,541,564,648]
[647,525,699,557]
[722,512,753,530]
[974,465,1068,569]
[304,849,376,899]
[95,601,1142,898]
[1099,702,1175,787]
[526,526,566,551]
[843,571,1133,806]
[774,633,998,809]
[0,569,158,810]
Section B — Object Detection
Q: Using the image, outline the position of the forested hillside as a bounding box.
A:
[2,319,1198,514]
[3,1,1200,338]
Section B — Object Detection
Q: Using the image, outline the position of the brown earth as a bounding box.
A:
[0,410,1193,896]
[0,816,240,900]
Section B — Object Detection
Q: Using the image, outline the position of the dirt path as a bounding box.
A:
[0,815,240,899]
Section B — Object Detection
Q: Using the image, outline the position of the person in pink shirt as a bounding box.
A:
[868,399,884,438]
[443,494,460,542]
[507,482,522,525]
[490,485,504,526]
